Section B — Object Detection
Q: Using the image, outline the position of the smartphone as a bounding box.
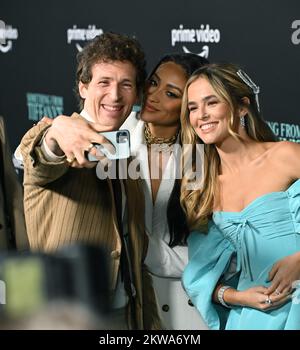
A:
[87,129,130,161]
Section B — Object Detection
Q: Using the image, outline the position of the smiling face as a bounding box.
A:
[187,76,234,146]
[141,61,187,128]
[79,60,138,131]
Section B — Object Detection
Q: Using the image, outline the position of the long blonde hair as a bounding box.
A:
[180,63,276,231]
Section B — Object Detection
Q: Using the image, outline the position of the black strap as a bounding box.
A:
[111,176,137,329]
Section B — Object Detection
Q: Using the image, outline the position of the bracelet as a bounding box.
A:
[218,285,232,308]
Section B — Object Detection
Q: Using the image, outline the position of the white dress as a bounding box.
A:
[122,113,208,330]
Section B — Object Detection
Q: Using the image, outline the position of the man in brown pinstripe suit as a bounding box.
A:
[19,33,161,329]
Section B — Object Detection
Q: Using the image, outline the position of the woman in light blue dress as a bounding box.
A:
[180,63,300,330]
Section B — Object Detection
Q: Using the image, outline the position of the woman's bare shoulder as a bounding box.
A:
[271,140,300,155]
[269,141,300,178]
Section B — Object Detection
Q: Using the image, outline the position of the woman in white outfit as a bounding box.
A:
[122,54,209,329]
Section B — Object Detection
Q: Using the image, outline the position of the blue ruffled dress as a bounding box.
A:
[183,179,300,330]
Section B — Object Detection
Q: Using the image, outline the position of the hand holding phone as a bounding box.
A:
[87,129,130,161]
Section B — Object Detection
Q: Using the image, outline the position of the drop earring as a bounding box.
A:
[240,115,246,128]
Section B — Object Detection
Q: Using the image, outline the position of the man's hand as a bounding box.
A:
[44,113,112,167]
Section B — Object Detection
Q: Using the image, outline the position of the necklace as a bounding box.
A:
[144,123,179,152]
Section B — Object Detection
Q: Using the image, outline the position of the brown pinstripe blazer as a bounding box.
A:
[19,116,161,329]
[0,116,28,251]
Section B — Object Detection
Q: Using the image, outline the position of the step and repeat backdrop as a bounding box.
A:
[0,0,299,153]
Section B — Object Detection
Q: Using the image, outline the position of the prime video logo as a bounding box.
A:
[0,19,18,53]
[67,25,103,52]
[170,24,221,59]
[0,280,5,304]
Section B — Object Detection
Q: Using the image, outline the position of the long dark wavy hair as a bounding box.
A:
[147,53,209,247]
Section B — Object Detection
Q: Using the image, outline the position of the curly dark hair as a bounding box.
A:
[75,32,146,109]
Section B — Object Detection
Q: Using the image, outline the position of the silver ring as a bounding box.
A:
[264,297,272,305]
